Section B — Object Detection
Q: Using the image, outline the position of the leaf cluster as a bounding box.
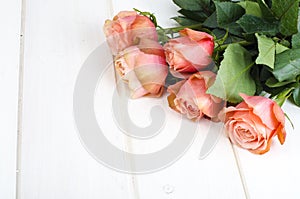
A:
[172,0,300,106]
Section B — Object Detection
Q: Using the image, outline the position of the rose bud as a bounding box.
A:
[219,94,286,155]
[104,11,158,55]
[164,28,214,73]
[114,39,168,98]
[167,71,224,121]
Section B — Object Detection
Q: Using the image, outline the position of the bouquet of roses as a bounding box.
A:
[103,0,300,154]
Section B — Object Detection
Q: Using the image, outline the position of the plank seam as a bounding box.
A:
[109,1,140,199]
[16,0,26,198]
[230,143,250,199]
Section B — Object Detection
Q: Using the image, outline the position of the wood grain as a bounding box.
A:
[0,0,22,198]
[15,0,300,198]
[20,0,132,198]
[236,102,300,199]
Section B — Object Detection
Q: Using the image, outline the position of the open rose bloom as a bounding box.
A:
[104,11,158,55]
[220,94,286,154]
[164,28,214,73]
[167,71,224,121]
[114,39,168,98]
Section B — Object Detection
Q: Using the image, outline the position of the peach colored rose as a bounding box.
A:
[164,28,214,73]
[104,11,158,55]
[167,71,224,121]
[219,94,286,155]
[114,39,168,98]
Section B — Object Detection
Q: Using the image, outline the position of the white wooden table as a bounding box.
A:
[1,0,299,198]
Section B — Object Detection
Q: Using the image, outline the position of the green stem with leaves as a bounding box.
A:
[157,23,203,34]
[217,40,253,51]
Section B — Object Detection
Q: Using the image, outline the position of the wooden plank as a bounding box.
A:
[20,0,132,198]
[236,101,300,199]
[111,1,246,198]
[0,0,22,198]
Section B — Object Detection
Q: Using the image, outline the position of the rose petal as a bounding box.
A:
[135,56,168,85]
[137,38,165,57]
[240,93,279,129]
[114,11,137,20]
[164,29,214,73]
[127,71,149,98]
[167,80,186,95]
[167,71,224,120]
[173,42,212,69]
[272,102,286,144]
[179,28,214,45]
[276,124,286,145]
[226,119,270,154]
[231,111,271,138]
[104,11,157,55]
[174,98,203,120]
[249,138,273,155]
[218,106,250,122]
[164,41,197,72]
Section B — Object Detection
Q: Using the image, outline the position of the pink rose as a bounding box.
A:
[114,39,168,98]
[104,11,158,55]
[219,94,286,154]
[164,28,214,73]
[167,71,224,121]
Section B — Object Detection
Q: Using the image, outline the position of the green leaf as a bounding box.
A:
[214,2,245,26]
[272,87,294,107]
[298,10,300,32]
[292,33,300,49]
[273,49,300,81]
[213,2,245,36]
[213,28,244,44]
[172,16,199,26]
[264,0,272,8]
[276,43,289,54]
[251,65,263,95]
[238,1,262,17]
[197,0,211,9]
[255,34,275,69]
[173,0,211,11]
[223,22,244,36]
[255,36,289,70]
[271,0,300,36]
[256,0,276,21]
[293,86,300,106]
[203,12,218,28]
[178,9,208,22]
[173,0,202,11]
[266,77,296,88]
[214,29,228,44]
[212,28,226,39]
[278,39,291,48]
[260,66,273,81]
[237,15,279,36]
[207,44,256,103]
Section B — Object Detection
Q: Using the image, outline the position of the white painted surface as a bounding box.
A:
[19,0,131,198]
[236,101,300,199]
[1,0,299,198]
[0,0,22,198]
